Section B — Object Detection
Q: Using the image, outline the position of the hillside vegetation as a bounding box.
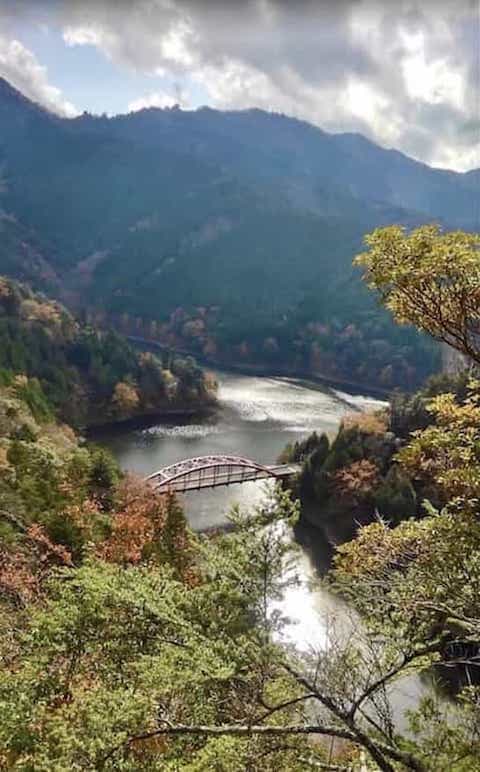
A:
[285,225,480,541]
[0,276,215,428]
[0,224,479,769]
[3,78,477,388]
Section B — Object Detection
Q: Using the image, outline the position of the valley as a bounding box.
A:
[0,34,479,766]
[4,77,479,391]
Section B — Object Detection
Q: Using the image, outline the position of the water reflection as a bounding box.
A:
[96,371,386,523]
[95,370,386,634]
[97,369,428,724]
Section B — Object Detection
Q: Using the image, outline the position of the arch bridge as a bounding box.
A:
[146,455,300,494]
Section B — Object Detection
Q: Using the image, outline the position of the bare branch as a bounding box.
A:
[349,640,442,719]
[256,693,317,723]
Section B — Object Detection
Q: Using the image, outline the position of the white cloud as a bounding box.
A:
[193,60,278,111]
[160,20,195,67]
[63,25,105,48]
[401,30,465,111]
[0,37,78,117]
[128,90,183,112]
[3,1,479,170]
[341,80,392,135]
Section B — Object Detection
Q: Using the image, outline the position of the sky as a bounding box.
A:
[0,0,478,171]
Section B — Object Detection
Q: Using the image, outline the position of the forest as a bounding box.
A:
[2,77,475,392]
[0,276,216,428]
[104,287,439,393]
[0,225,479,770]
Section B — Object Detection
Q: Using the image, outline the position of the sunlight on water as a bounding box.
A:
[274,542,349,651]
[332,388,389,412]
[219,373,384,432]
[141,424,222,439]
[98,368,429,725]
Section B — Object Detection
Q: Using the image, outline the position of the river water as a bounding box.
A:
[96,370,427,723]
[97,371,383,530]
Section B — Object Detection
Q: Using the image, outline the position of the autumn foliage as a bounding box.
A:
[98,475,168,564]
[94,476,197,583]
[342,410,387,435]
[332,458,380,504]
[0,524,72,606]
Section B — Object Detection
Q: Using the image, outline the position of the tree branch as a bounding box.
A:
[256,693,317,723]
[99,722,357,768]
[349,640,442,719]
[282,662,427,772]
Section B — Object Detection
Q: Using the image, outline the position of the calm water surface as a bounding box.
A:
[97,371,383,530]
[97,370,426,724]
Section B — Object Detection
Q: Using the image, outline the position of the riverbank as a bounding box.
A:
[127,335,391,399]
[86,402,218,437]
[96,367,431,729]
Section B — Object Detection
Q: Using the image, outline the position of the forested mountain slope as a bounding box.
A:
[1,223,480,769]
[0,276,215,428]
[0,77,477,389]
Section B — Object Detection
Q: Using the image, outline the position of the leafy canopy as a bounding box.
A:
[355,225,480,365]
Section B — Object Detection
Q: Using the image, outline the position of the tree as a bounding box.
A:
[3,227,480,769]
[397,382,480,510]
[2,423,479,769]
[0,487,451,772]
[331,510,480,770]
[332,458,380,506]
[112,380,140,415]
[355,225,480,365]
[154,490,196,581]
[0,275,214,427]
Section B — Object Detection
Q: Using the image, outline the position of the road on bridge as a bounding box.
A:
[146,455,301,494]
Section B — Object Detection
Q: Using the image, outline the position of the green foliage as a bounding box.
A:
[283,416,400,534]
[1,370,479,769]
[0,276,215,427]
[14,377,53,423]
[0,81,454,392]
[331,507,480,769]
[4,438,112,555]
[284,369,477,542]
[0,91,479,766]
[279,431,330,465]
[390,370,471,438]
[0,383,119,557]
[138,293,439,392]
[87,446,121,509]
[356,224,480,365]
[373,467,417,521]
[317,226,480,767]
[0,496,319,771]
[397,381,480,511]
[9,422,37,442]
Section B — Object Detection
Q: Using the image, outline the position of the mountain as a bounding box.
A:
[0,77,477,390]
[102,105,478,229]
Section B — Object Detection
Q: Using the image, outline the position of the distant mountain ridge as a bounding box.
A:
[0,76,477,390]
[99,104,478,229]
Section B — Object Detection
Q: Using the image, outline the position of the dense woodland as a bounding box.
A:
[102,293,439,393]
[282,369,471,542]
[0,225,479,770]
[2,78,477,390]
[0,276,216,428]
[283,226,480,540]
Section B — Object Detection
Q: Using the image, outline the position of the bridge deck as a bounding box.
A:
[147,460,301,494]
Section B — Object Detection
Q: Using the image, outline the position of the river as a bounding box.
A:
[96,369,428,724]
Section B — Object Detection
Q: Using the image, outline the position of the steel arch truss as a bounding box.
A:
[146,454,282,493]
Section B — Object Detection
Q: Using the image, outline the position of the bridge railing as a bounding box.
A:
[146,455,301,493]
